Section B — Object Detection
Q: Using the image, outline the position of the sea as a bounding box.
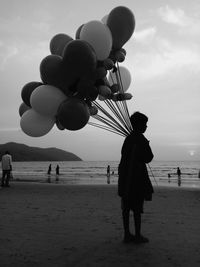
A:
[11,160,200,189]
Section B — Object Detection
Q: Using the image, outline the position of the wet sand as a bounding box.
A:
[0,182,200,266]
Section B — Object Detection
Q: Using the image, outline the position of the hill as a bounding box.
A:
[0,142,82,161]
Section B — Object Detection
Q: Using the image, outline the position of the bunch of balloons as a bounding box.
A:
[19,6,135,137]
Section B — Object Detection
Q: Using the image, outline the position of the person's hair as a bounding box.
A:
[5,151,10,154]
[130,112,148,127]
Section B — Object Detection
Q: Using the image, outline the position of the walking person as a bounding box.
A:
[1,151,12,187]
[56,164,60,182]
[118,112,154,244]
[47,164,52,183]
[177,167,181,187]
[107,165,111,184]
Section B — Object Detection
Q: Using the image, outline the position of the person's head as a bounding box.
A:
[5,151,10,155]
[130,112,148,133]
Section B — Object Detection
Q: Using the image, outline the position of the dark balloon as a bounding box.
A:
[77,81,98,101]
[56,119,65,130]
[103,58,114,70]
[107,6,135,50]
[50,33,73,56]
[19,102,30,117]
[57,98,90,130]
[61,40,97,87]
[40,55,63,88]
[21,81,43,107]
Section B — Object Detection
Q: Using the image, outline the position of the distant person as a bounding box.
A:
[1,151,12,187]
[168,173,171,183]
[107,165,110,184]
[56,165,60,181]
[118,112,154,244]
[47,164,52,175]
[56,165,60,175]
[47,164,52,183]
[198,170,200,179]
[177,167,181,187]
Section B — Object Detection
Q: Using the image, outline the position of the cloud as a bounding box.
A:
[133,27,157,43]
[0,43,19,70]
[157,5,200,35]
[126,34,200,81]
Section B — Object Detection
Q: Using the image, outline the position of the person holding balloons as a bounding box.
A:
[118,112,154,244]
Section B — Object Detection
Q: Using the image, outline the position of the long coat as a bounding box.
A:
[118,132,154,201]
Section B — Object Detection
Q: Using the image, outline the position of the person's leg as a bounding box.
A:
[5,171,10,187]
[122,207,131,237]
[1,170,6,186]
[121,199,135,242]
[133,211,149,243]
[133,212,141,237]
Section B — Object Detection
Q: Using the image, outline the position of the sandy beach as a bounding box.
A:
[0,182,200,267]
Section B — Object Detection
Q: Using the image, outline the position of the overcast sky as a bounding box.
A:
[0,0,199,161]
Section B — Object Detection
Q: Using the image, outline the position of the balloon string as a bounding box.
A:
[92,114,128,136]
[104,100,130,131]
[90,64,133,137]
[88,122,126,137]
[116,63,132,131]
[93,101,129,134]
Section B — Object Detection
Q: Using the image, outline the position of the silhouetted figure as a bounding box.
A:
[47,164,52,175]
[1,151,12,187]
[107,165,110,184]
[56,165,60,175]
[177,167,181,187]
[56,165,60,182]
[47,164,52,183]
[168,173,171,183]
[198,170,200,179]
[118,112,154,244]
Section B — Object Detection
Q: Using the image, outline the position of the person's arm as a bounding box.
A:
[135,135,154,163]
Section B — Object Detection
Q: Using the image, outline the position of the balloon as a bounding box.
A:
[107,6,135,50]
[19,102,30,117]
[89,105,98,116]
[30,85,67,117]
[114,50,125,62]
[50,33,73,56]
[40,55,63,88]
[101,14,108,24]
[20,109,55,137]
[75,24,84,39]
[62,40,97,86]
[21,81,43,107]
[112,92,132,101]
[108,66,131,92]
[56,119,65,130]
[80,20,112,60]
[94,67,107,80]
[110,84,120,93]
[57,98,90,130]
[103,58,114,70]
[77,80,98,101]
[98,85,112,98]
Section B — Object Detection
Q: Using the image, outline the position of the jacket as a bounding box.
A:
[118,132,154,200]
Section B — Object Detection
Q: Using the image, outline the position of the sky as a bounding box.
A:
[0,0,199,161]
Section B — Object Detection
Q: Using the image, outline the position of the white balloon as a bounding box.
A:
[20,109,55,137]
[30,85,67,117]
[108,66,131,92]
[80,20,112,60]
